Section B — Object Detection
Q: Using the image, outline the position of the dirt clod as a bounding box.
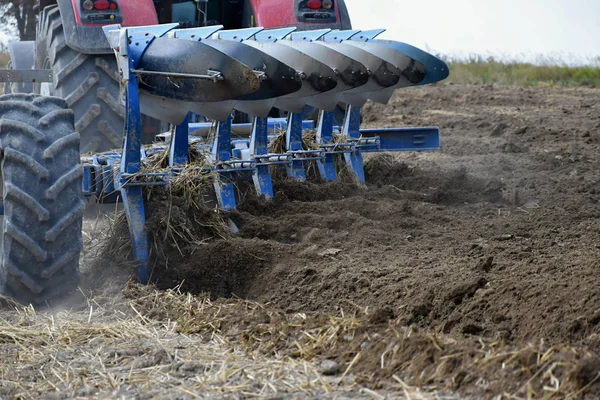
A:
[320,360,341,376]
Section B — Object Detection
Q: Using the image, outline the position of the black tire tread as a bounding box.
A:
[0,93,83,305]
[37,5,124,153]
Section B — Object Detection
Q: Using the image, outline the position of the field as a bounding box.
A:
[2,82,600,399]
[445,56,600,87]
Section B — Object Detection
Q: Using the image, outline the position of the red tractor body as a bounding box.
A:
[66,0,349,30]
[17,0,351,152]
[68,0,158,26]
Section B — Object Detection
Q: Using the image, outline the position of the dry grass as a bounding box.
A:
[3,281,598,399]
[0,289,374,399]
[89,138,233,277]
[268,129,358,182]
[122,285,600,399]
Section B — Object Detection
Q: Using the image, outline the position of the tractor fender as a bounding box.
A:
[54,0,158,55]
[6,41,35,92]
[337,0,352,30]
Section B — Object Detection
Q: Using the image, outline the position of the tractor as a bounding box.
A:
[5,0,353,153]
[0,0,449,305]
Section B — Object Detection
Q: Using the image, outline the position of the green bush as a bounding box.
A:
[444,55,600,87]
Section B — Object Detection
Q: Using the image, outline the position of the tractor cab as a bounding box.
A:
[155,0,247,29]
[154,0,349,30]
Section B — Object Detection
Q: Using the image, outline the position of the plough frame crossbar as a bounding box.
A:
[84,24,448,282]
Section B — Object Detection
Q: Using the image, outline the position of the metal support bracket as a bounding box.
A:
[360,127,440,152]
[170,113,191,166]
[341,104,366,183]
[315,110,338,181]
[0,69,52,83]
[285,112,308,180]
[212,116,237,210]
[250,117,275,198]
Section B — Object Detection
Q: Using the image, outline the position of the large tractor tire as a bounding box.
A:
[0,93,83,305]
[35,5,124,153]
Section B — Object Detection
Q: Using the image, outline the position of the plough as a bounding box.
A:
[0,22,448,304]
[85,23,448,284]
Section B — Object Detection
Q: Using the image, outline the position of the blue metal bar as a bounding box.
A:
[120,186,149,284]
[120,30,152,283]
[121,72,142,174]
[212,116,237,210]
[291,29,331,42]
[218,27,264,41]
[349,29,386,42]
[341,105,366,183]
[255,27,296,42]
[322,29,361,42]
[342,104,362,139]
[188,119,313,135]
[316,110,337,181]
[250,117,274,198]
[250,117,269,156]
[173,25,223,40]
[170,112,191,166]
[360,127,440,152]
[344,151,366,184]
[82,165,96,196]
[285,112,307,180]
[213,116,233,162]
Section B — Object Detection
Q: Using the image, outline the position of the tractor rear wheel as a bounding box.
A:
[35,5,124,153]
[0,93,83,305]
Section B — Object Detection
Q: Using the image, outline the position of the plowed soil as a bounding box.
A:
[5,83,599,399]
[132,83,600,397]
[148,84,600,347]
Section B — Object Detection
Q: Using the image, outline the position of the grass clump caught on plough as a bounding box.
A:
[268,128,359,183]
[95,135,232,281]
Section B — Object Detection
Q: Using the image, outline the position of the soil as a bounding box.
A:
[146,83,600,348]
[128,83,600,397]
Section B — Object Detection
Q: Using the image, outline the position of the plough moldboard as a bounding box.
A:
[85,23,449,283]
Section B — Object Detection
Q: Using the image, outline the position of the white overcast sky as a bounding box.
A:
[1,0,598,65]
[346,0,599,65]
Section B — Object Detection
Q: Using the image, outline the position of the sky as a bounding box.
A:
[345,0,599,65]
